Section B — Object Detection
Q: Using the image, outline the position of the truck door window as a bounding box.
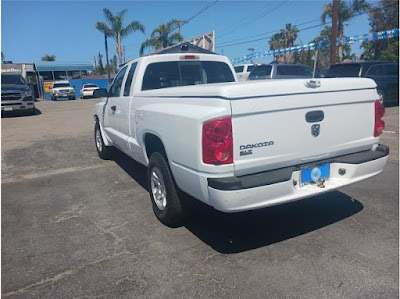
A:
[234,66,244,73]
[123,62,138,96]
[109,66,127,97]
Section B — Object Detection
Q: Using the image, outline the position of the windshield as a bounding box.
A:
[326,64,361,77]
[53,83,71,88]
[248,65,272,80]
[1,74,27,85]
[84,84,98,88]
[142,61,235,91]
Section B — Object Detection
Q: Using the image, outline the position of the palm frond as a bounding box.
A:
[95,22,114,37]
[139,37,160,56]
[102,8,115,26]
[121,21,145,37]
[168,32,183,45]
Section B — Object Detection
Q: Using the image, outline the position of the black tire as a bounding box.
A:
[147,152,185,227]
[94,122,113,160]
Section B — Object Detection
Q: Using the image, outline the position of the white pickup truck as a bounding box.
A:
[93,52,388,227]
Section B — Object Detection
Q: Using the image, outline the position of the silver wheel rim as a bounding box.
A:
[96,128,103,152]
[150,167,167,210]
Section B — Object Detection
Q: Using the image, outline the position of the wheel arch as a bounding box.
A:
[143,133,168,162]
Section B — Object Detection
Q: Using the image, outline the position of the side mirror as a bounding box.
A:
[93,88,108,98]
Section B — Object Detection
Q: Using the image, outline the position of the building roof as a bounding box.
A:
[35,61,93,72]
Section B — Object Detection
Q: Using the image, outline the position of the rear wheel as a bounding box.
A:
[95,122,113,159]
[148,152,185,227]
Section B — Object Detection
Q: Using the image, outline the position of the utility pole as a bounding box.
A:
[330,0,339,66]
[313,48,318,78]
[176,20,186,34]
[104,32,111,86]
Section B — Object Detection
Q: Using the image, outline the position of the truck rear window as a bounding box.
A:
[142,61,235,91]
[276,65,312,77]
[326,64,361,77]
[248,65,272,80]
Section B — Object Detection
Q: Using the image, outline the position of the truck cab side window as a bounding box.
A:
[123,62,138,96]
[109,67,128,97]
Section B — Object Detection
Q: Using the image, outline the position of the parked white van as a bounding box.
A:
[233,64,256,81]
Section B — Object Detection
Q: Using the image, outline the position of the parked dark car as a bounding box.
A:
[1,73,35,115]
[248,64,315,80]
[326,61,399,106]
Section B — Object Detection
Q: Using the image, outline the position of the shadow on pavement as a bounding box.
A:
[185,191,363,254]
[111,151,363,254]
[1,107,42,118]
[112,150,148,190]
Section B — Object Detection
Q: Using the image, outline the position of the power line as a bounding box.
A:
[216,1,397,49]
[217,18,321,47]
[123,0,220,51]
[217,1,290,39]
[184,0,220,25]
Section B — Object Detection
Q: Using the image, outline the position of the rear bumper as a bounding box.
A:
[208,145,389,212]
[81,90,95,96]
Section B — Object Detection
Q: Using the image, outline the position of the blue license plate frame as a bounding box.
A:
[301,163,330,185]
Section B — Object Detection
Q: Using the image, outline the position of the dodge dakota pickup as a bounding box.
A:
[93,52,388,227]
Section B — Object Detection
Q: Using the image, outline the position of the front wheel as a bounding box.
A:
[148,152,185,227]
[95,122,113,159]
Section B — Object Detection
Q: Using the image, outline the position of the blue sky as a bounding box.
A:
[2,0,381,65]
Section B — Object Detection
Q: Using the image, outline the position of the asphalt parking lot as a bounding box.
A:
[2,99,399,298]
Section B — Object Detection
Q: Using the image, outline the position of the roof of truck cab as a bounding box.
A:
[122,53,229,67]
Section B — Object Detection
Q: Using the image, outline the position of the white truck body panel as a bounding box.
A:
[94,53,388,212]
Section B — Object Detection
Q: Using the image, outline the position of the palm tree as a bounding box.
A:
[280,23,299,63]
[95,8,145,64]
[321,0,370,62]
[269,33,285,63]
[140,19,183,56]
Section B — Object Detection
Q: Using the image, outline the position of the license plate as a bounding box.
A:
[301,163,330,185]
[3,107,13,111]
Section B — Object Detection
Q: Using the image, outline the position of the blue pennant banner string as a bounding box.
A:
[230,28,399,64]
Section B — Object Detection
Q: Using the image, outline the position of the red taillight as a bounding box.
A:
[374,100,385,137]
[180,55,198,60]
[202,117,233,165]
[83,89,89,91]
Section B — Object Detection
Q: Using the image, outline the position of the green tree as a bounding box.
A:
[140,19,183,56]
[360,0,399,61]
[268,32,284,62]
[379,41,399,61]
[269,24,299,63]
[41,54,56,61]
[95,8,145,64]
[95,52,105,75]
[1,51,4,63]
[110,55,118,73]
[321,0,370,62]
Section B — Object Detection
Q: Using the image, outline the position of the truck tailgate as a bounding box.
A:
[229,78,379,176]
